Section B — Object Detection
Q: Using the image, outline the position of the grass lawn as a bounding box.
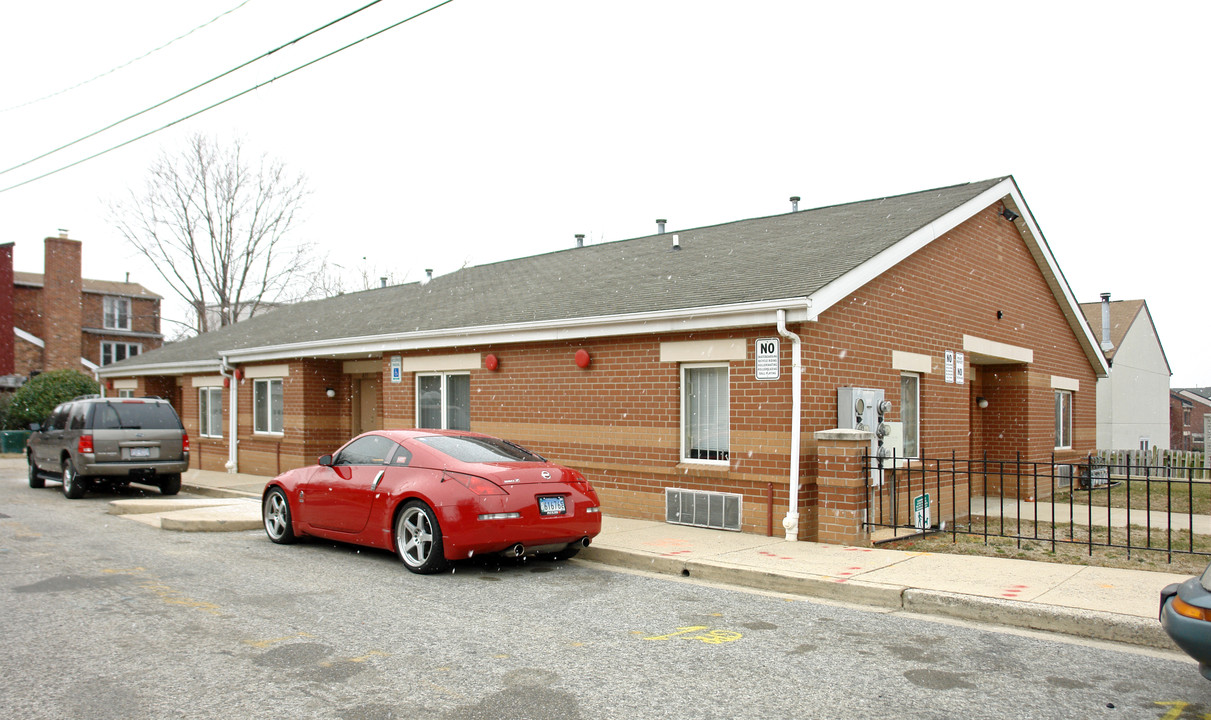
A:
[1051,477,1211,516]
[879,517,1211,575]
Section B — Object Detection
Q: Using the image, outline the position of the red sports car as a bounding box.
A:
[261,429,602,573]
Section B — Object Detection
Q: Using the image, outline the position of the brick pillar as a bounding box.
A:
[43,233,83,371]
[0,242,14,375]
[815,428,873,546]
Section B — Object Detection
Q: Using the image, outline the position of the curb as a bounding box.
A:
[181,483,261,500]
[579,546,1177,651]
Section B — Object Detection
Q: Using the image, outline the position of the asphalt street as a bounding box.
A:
[3,470,1211,720]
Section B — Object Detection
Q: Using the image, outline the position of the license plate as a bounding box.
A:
[538,496,566,516]
[129,447,151,458]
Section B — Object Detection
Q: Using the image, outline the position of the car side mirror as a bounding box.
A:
[318,454,333,467]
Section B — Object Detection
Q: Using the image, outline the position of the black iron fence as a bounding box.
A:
[863,451,1211,562]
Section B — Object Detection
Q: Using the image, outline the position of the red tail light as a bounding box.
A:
[182,433,190,452]
[446,472,507,496]
[77,435,95,454]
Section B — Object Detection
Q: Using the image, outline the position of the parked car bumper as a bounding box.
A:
[1161,578,1211,681]
[78,456,190,478]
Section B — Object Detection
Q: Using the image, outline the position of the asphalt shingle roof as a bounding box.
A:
[107,177,1006,370]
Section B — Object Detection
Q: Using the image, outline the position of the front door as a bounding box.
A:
[351,377,380,436]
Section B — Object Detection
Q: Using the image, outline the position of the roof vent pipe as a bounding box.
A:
[424,269,433,284]
[380,276,388,288]
[790,196,800,212]
[575,234,585,248]
[1100,292,1114,352]
[672,234,680,251]
[656,219,666,234]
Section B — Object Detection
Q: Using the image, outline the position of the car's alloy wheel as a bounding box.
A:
[263,488,296,544]
[396,501,446,574]
[61,461,86,499]
[28,455,44,489]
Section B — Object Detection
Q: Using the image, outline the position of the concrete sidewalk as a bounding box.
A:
[99,467,1189,652]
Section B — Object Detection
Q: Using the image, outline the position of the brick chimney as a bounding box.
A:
[43,231,83,371]
[0,242,13,375]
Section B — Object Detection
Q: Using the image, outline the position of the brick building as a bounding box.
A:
[1170,389,1211,452]
[0,232,163,382]
[98,177,1108,541]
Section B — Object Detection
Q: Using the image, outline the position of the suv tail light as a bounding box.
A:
[182,433,190,452]
[78,435,95,454]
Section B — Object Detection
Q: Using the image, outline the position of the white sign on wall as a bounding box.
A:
[956,352,965,385]
[944,351,955,383]
[390,356,402,384]
[755,338,780,380]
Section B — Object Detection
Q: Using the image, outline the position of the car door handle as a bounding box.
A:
[371,469,385,491]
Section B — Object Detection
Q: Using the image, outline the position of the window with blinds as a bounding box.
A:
[682,364,729,463]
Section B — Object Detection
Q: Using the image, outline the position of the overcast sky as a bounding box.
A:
[1,1,1207,385]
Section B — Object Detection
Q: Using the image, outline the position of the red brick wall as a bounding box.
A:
[43,237,83,371]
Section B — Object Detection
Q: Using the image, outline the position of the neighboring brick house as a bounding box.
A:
[99,176,1108,541]
[1078,295,1171,451]
[1171,389,1211,452]
[0,232,164,381]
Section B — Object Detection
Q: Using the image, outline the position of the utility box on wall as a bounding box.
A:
[837,387,892,457]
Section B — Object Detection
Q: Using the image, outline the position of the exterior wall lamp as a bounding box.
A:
[325,387,336,398]
[976,397,989,409]
[1001,208,1019,222]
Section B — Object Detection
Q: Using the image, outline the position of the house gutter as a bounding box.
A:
[220,356,238,474]
[776,308,803,541]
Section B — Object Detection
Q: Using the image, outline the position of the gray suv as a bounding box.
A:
[27,395,190,499]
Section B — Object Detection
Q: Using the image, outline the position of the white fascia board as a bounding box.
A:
[1179,390,1211,410]
[221,297,813,363]
[806,177,1109,379]
[1003,180,1110,379]
[14,327,43,348]
[808,179,1018,319]
[96,359,222,378]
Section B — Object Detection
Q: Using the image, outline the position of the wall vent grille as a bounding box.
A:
[665,488,742,531]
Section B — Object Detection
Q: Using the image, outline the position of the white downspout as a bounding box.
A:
[220,356,238,473]
[776,309,802,541]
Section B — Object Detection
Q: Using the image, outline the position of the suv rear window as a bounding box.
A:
[89,402,183,430]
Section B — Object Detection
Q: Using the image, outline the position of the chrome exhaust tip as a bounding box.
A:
[579,537,592,548]
[508,543,525,557]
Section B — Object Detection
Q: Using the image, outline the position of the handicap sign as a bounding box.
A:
[913,493,931,530]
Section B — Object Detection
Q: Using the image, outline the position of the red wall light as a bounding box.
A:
[574,349,591,369]
[484,354,500,371]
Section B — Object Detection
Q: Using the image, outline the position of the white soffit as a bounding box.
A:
[401,353,480,373]
[963,335,1033,365]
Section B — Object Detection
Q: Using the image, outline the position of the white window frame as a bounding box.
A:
[900,372,920,459]
[101,341,141,366]
[103,296,132,330]
[415,372,470,431]
[117,389,135,398]
[199,387,223,438]
[254,378,284,435]
[1055,390,1073,449]
[680,363,730,465]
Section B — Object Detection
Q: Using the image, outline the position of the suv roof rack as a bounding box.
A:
[70,394,102,401]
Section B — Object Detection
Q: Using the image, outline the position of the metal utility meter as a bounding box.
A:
[837,387,892,457]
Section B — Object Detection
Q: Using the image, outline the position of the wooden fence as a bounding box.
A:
[1096,448,1209,480]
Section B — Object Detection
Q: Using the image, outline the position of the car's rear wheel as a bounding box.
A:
[263,488,296,544]
[159,474,181,496]
[395,501,446,574]
[28,454,44,489]
[61,461,87,499]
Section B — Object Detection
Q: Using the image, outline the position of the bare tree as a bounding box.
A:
[111,133,313,334]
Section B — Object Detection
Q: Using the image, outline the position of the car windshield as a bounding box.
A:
[1201,563,1211,592]
[91,402,182,430]
[416,435,543,464]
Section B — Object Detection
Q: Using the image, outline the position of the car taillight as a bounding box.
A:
[447,472,507,496]
[77,435,95,454]
[1172,595,1211,622]
[182,433,190,452]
